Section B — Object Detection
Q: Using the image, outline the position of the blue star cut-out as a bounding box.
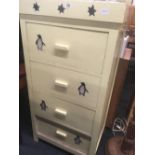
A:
[33,2,39,11]
[88,5,96,16]
[58,4,65,13]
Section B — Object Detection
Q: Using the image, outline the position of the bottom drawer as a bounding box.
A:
[36,117,90,155]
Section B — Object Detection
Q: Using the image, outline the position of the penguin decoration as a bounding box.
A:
[35,34,45,51]
[74,135,82,145]
[78,82,89,96]
[40,100,47,111]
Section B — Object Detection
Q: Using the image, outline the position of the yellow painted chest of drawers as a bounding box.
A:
[20,0,127,154]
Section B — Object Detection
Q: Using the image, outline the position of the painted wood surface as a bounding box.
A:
[20,1,127,154]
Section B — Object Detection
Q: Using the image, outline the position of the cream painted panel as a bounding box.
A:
[36,118,90,155]
[20,1,127,154]
[32,91,95,135]
[19,0,126,24]
[26,22,108,74]
[30,62,101,109]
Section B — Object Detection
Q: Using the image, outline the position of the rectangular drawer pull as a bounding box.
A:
[56,129,68,138]
[55,108,67,116]
[54,43,69,53]
[54,79,68,88]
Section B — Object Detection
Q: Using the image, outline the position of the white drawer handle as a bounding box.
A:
[54,43,69,53]
[55,108,67,117]
[56,130,68,138]
[54,79,68,88]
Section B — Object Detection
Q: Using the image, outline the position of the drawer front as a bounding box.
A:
[32,92,95,135]
[30,62,101,109]
[27,22,108,74]
[36,118,90,155]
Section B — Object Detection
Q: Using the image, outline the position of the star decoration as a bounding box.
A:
[88,5,96,16]
[40,100,47,111]
[74,135,82,145]
[33,2,39,11]
[58,4,65,13]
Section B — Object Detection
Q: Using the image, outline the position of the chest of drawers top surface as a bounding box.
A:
[20,0,126,24]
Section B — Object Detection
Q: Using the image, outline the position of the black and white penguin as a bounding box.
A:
[40,100,47,111]
[78,82,88,96]
[35,34,45,51]
[74,135,82,145]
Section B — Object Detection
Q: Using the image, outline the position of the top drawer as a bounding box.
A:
[26,22,108,74]
[20,0,126,24]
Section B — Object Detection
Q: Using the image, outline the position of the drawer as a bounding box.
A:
[26,22,108,74]
[36,118,90,155]
[30,62,101,109]
[32,91,95,135]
